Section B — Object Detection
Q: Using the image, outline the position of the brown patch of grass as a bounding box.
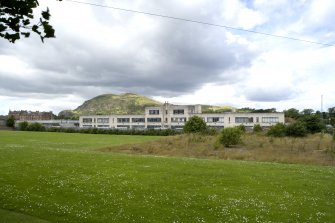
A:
[99,133,335,166]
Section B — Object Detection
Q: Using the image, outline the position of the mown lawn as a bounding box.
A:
[0,131,334,222]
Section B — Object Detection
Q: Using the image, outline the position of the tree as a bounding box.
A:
[329,107,335,126]
[219,127,243,147]
[267,123,286,137]
[6,115,15,128]
[183,116,207,133]
[284,108,300,119]
[300,114,325,134]
[285,122,308,137]
[0,0,61,43]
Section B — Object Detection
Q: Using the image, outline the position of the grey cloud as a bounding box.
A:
[245,87,297,102]
[1,1,258,100]
[1,0,272,113]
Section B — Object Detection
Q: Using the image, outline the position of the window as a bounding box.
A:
[173,109,184,115]
[147,118,161,122]
[133,125,145,129]
[207,117,220,122]
[132,118,145,123]
[117,125,130,129]
[83,118,92,123]
[97,125,109,128]
[117,118,130,123]
[256,117,259,123]
[149,110,159,115]
[235,117,253,123]
[97,118,109,123]
[171,117,186,122]
[147,125,161,129]
[262,117,279,123]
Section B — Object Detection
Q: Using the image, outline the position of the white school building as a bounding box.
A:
[79,104,284,130]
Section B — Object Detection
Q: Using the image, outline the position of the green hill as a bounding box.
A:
[59,93,162,118]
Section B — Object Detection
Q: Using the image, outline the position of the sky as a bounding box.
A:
[0,0,334,115]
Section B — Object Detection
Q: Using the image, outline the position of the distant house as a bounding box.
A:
[79,103,285,130]
[0,115,7,126]
[8,110,55,121]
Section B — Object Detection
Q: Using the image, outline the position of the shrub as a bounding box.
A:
[219,127,243,147]
[6,115,15,128]
[267,123,286,137]
[285,122,308,137]
[27,122,45,131]
[300,115,325,134]
[18,121,29,131]
[237,124,246,133]
[183,116,207,134]
[202,127,218,136]
[253,124,262,133]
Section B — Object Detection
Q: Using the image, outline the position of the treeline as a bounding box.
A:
[266,107,335,138]
[17,121,179,136]
[237,107,277,113]
[284,107,335,126]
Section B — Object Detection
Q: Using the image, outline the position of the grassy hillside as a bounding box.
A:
[75,93,162,115]
[59,93,162,118]
[201,105,235,113]
[0,131,334,222]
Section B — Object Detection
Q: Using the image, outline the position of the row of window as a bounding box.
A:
[148,109,185,115]
[83,116,279,124]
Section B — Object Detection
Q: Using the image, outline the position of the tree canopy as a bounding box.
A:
[0,0,61,43]
[183,116,207,133]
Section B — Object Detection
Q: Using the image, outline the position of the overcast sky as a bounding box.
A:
[1,0,334,115]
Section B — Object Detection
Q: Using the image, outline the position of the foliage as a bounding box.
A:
[267,123,286,137]
[236,124,246,133]
[285,122,308,137]
[219,127,243,147]
[18,121,29,131]
[253,124,263,133]
[26,122,46,131]
[0,0,61,43]
[183,116,207,133]
[237,107,276,113]
[202,127,219,136]
[5,115,15,127]
[284,108,300,119]
[300,114,325,134]
[23,125,180,136]
[329,107,335,126]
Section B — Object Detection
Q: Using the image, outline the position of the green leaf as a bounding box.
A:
[41,8,50,20]
[21,32,30,38]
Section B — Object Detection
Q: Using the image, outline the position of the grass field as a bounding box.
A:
[0,131,334,222]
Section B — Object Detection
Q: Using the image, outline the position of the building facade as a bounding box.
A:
[79,104,285,129]
[8,110,55,121]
